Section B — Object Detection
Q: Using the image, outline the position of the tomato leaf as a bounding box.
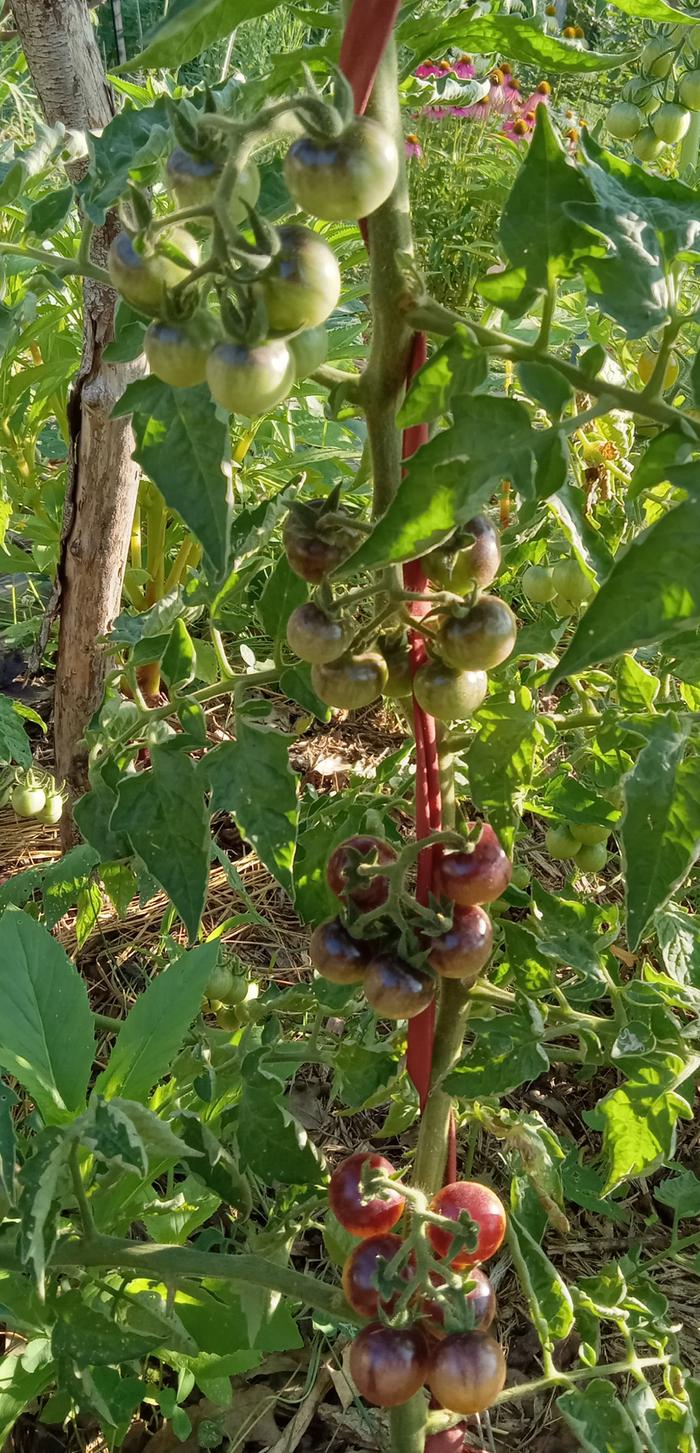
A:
[258,554,307,646]
[655,904,700,988]
[622,719,700,950]
[400,13,635,72]
[52,1289,160,1366]
[592,1055,696,1190]
[468,688,545,851]
[114,378,232,577]
[531,883,619,980]
[508,1208,574,1345]
[111,744,212,941]
[397,326,488,426]
[607,0,695,20]
[0,1345,54,1445]
[500,107,597,293]
[551,498,700,683]
[77,103,170,224]
[0,910,94,1122]
[444,1013,550,1098]
[204,709,299,894]
[121,0,284,71]
[559,1380,645,1453]
[18,1127,75,1296]
[0,692,33,767]
[238,1080,324,1186]
[41,844,99,930]
[94,941,218,1103]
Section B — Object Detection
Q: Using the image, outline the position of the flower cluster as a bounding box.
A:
[407,56,553,155]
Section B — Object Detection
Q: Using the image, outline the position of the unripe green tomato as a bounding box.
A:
[511,863,530,889]
[640,37,675,79]
[551,594,577,619]
[551,559,594,606]
[574,841,608,873]
[288,325,328,381]
[260,225,341,332]
[633,126,667,162]
[522,564,555,604]
[637,349,679,389]
[205,962,236,1003]
[37,792,64,825]
[413,662,488,722]
[11,784,46,818]
[651,101,691,143]
[206,339,294,417]
[384,651,413,699]
[144,315,216,389]
[545,824,579,860]
[570,822,609,847]
[216,1004,246,1031]
[108,230,200,317]
[606,101,643,140]
[165,148,260,224]
[623,77,661,115]
[679,69,700,110]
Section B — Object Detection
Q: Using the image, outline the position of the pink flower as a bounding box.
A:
[422,106,447,121]
[520,87,551,115]
[416,61,443,78]
[502,115,535,142]
[454,54,475,79]
[405,133,423,158]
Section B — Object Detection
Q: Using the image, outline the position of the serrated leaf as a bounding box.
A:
[655,904,700,988]
[608,0,695,15]
[332,1044,397,1109]
[94,941,218,1103]
[398,327,488,426]
[531,884,618,978]
[81,1099,148,1176]
[205,712,298,893]
[559,1380,645,1453]
[18,1127,73,1296]
[42,844,99,930]
[551,498,700,683]
[111,1100,195,1163]
[0,1349,54,1445]
[508,1208,574,1345]
[121,0,283,72]
[76,103,170,224]
[25,186,73,239]
[258,554,307,646]
[0,910,94,1122]
[468,688,544,852]
[596,1056,695,1190]
[178,1113,251,1214]
[403,13,635,72]
[655,1169,700,1219]
[501,107,596,292]
[100,862,138,919]
[238,1083,324,1186]
[616,655,659,711]
[52,1290,159,1366]
[622,720,700,950]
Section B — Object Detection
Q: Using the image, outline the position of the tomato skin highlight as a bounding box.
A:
[342,1233,407,1318]
[284,117,399,221]
[308,917,369,983]
[311,651,388,710]
[438,596,517,672]
[414,662,488,723]
[261,225,341,332]
[437,825,511,907]
[426,905,493,981]
[427,1182,507,1269]
[329,1151,405,1238]
[350,1322,429,1408]
[427,1331,507,1414]
[206,338,294,417]
[286,602,349,664]
[327,835,397,910]
[364,951,435,1020]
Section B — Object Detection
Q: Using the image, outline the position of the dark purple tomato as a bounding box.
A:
[424,1427,470,1452]
[438,596,517,672]
[427,1331,506,1414]
[284,117,399,221]
[327,835,397,910]
[364,952,435,1020]
[424,516,501,594]
[342,1232,408,1318]
[311,651,388,710]
[436,826,512,907]
[413,662,487,722]
[309,918,370,984]
[350,1322,429,1408]
[283,500,354,583]
[427,1182,507,1268]
[286,602,349,664]
[422,1267,496,1336]
[328,1151,405,1238]
[426,906,493,982]
[261,224,341,332]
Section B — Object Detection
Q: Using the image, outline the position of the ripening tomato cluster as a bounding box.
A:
[5,769,63,825]
[309,824,511,1017]
[286,511,518,720]
[521,554,594,618]
[107,102,400,417]
[330,1153,508,1415]
[545,819,610,874]
[605,27,700,165]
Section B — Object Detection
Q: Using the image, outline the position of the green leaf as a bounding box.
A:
[397,326,488,426]
[402,13,635,72]
[655,1168,700,1219]
[500,107,596,292]
[111,744,211,941]
[103,301,147,365]
[25,186,73,239]
[0,911,94,1122]
[75,880,102,950]
[100,862,138,919]
[161,619,197,688]
[238,1083,325,1186]
[205,712,299,894]
[333,1044,397,1109]
[608,0,695,16]
[629,430,695,500]
[0,693,32,767]
[81,1099,148,1177]
[42,844,99,931]
[518,361,572,419]
[122,0,283,71]
[52,1290,159,1366]
[595,1056,694,1190]
[0,1348,54,1444]
[279,664,332,722]
[508,1209,574,1345]
[94,942,217,1103]
[468,688,544,851]
[114,378,231,577]
[655,904,700,988]
[337,396,535,576]
[551,498,700,683]
[616,654,659,712]
[177,1114,251,1215]
[18,1126,73,1296]
[76,103,170,224]
[258,555,307,647]
[559,1380,645,1453]
[622,720,700,950]
[532,883,619,979]
[0,1084,18,1204]
[445,1014,549,1099]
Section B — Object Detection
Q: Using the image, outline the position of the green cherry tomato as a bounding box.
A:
[311,651,388,710]
[144,315,216,388]
[574,841,608,873]
[679,69,700,111]
[204,962,237,1004]
[651,102,691,143]
[623,77,662,115]
[11,784,46,818]
[286,602,350,664]
[206,338,294,417]
[414,662,488,722]
[633,127,667,162]
[570,822,609,847]
[605,101,643,140]
[438,596,517,672]
[551,593,577,619]
[260,225,341,333]
[545,824,579,860]
[289,325,328,381]
[166,148,260,224]
[551,559,594,607]
[383,641,413,699]
[108,229,200,316]
[640,37,675,79]
[511,863,530,889]
[521,564,555,604]
[37,792,64,825]
[284,117,399,221]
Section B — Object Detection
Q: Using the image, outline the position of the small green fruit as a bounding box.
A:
[633,127,667,162]
[606,101,643,140]
[651,102,691,143]
[511,864,531,889]
[545,824,579,860]
[640,37,674,79]
[522,564,556,604]
[570,822,609,847]
[574,841,608,873]
[679,69,700,110]
[551,559,594,606]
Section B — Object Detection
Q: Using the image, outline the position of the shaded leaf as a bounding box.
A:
[398,326,488,426]
[205,712,298,894]
[112,745,211,941]
[468,688,544,851]
[122,0,283,72]
[559,1380,645,1453]
[621,719,700,950]
[508,1208,574,1345]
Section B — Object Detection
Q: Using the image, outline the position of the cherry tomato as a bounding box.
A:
[437,826,511,907]
[204,962,237,1004]
[283,500,356,583]
[426,905,493,982]
[108,229,200,316]
[11,785,46,818]
[414,662,487,723]
[427,1331,506,1414]
[311,651,388,710]
[328,1151,406,1238]
[364,951,435,1020]
[679,69,700,111]
[165,147,260,223]
[286,602,349,664]
[427,1182,507,1269]
[570,822,609,847]
[521,564,555,604]
[640,37,674,78]
[545,824,579,861]
[605,101,643,140]
[637,349,680,390]
[438,597,516,672]
[633,127,666,162]
[382,641,413,699]
[551,559,594,607]
[342,1233,408,1318]
[284,117,399,221]
[289,324,328,381]
[144,316,215,388]
[308,917,370,983]
[327,835,397,910]
[37,792,63,825]
[423,516,501,593]
[574,841,608,873]
[423,1266,496,1336]
[206,338,294,417]
[260,224,341,332]
[349,1323,428,1408]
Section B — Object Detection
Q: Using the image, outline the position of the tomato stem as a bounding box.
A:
[389,1392,429,1453]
